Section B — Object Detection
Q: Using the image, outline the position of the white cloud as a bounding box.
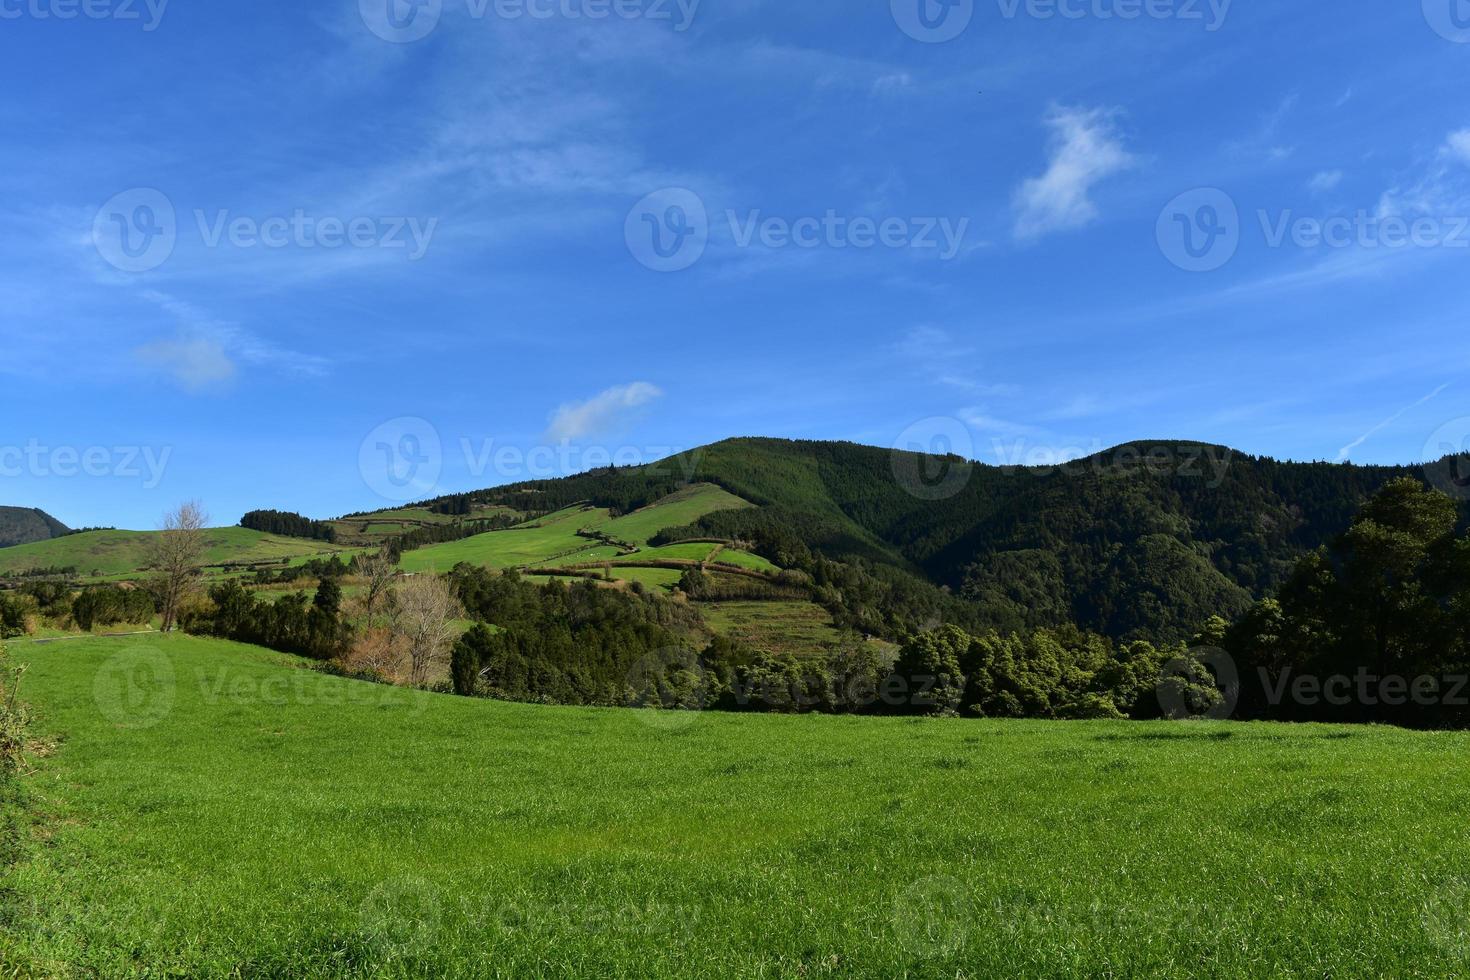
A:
[1446,129,1470,166]
[135,336,237,393]
[1377,127,1470,219]
[1013,106,1135,241]
[545,382,663,442]
[1308,170,1343,194]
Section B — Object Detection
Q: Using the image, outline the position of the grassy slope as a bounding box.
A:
[400,486,751,575]
[699,600,851,656]
[398,506,611,574]
[0,528,352,579]
[8,635,1470,977]
[584,484,751,547]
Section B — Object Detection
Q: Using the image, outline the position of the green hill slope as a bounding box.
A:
[399,484,752,575]
[0,506,69,548]
[409,438,1445,643]
[0,527,353,579]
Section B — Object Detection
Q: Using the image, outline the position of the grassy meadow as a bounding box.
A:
[0,528,353,581]
[6,634,1470,977]
[398,486,766,582]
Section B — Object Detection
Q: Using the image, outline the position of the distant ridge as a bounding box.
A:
[0,506,70,549]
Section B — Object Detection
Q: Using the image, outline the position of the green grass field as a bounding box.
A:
[581,485,751,547]
[398,507,612,574]
[611,542,721,564]
[708,548,779,573]
[604,567,685,591]
[0,528,352,580]
[400,487,754,576]
[8,634,1469,977]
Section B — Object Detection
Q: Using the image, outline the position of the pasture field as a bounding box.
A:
[603,566,685,591]
[398,507,612,574]
[609,542,720,564]
[398,488,755,576]
[582,484,751,547]
[708,548,780,573]
[0,528,352,580]
[8,635,1468,978]
[699,600,853,656]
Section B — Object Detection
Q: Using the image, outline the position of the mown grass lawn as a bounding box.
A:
[5,634,1470,978]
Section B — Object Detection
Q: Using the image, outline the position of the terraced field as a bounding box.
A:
[698,600,874,657]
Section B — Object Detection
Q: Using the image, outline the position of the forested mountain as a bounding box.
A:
[418,438,1457,643]
[0,507,69,549]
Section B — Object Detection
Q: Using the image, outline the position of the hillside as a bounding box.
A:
[0,527,353,580]
[0,506,68,548]
[406,438,1448,643]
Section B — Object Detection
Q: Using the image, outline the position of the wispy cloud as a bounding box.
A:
[135,336,237,393]
[1228,92,1299,164]
[545,382,664,442]
[1013,106,1135,241]
[1336,383,1451,461]
[1308,170,1343,194]
[1377,127,1470,218]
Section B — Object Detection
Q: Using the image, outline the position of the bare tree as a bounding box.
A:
[358,548,398,626]
[147,501,209,633]
[391,573,461,688]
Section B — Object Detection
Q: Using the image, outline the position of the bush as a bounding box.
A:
[72,586,156,632]
[0,594,30,639]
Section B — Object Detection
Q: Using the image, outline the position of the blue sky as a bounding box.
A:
[3,0,1469,529]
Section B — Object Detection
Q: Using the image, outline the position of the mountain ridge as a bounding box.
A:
[0,506,70,549]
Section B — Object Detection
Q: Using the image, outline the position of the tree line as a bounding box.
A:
[239,510,338,542]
